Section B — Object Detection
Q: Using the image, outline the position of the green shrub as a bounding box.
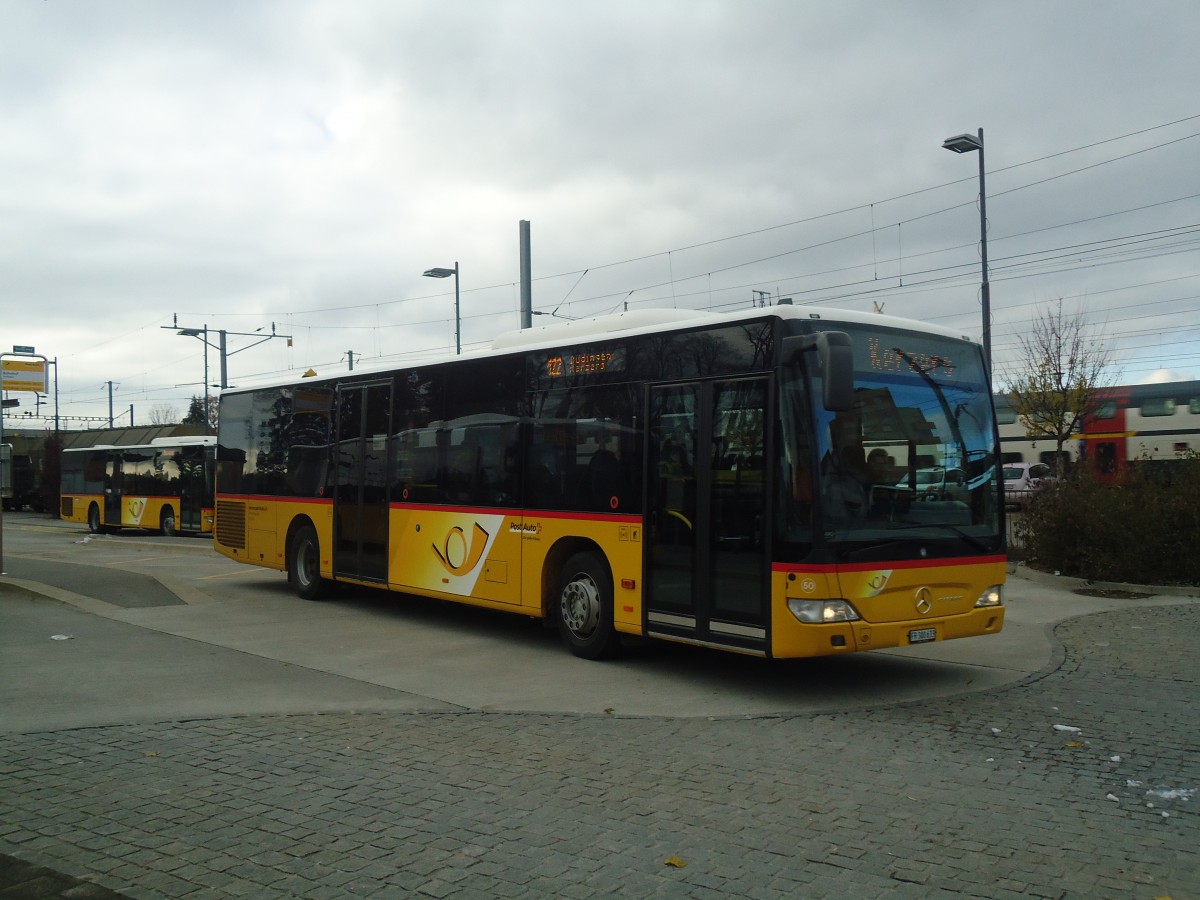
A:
[1016,455,1200,586]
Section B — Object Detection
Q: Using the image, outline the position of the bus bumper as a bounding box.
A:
[770,603,1005,658]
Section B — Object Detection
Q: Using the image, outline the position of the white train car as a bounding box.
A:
[995,380,1200,479]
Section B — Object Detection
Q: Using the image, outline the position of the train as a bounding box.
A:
[996,379,1200,480]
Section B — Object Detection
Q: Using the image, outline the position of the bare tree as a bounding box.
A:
[1000,299,1119,477]
[147,403,179,426]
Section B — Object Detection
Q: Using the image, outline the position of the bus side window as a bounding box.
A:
[286,445,328,496]
[588,435,621,510]
[444,439,479,504]
[525,434,563,509]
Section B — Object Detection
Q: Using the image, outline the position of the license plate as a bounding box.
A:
[908,628,937,644]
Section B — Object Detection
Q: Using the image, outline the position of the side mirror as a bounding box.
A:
[781,331,854,411]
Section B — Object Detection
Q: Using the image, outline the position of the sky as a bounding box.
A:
[1,0,1198,430]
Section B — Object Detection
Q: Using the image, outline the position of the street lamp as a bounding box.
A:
[943,128,991,375]
[167,319,292,432]
[422,262,461,355]
[175,325,219,434]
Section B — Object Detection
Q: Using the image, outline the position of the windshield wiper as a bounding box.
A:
[839,522,996,559]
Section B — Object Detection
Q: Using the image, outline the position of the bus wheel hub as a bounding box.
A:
[561,576,600,637]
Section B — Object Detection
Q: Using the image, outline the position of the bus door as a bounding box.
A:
[104,453,124,527]
[177,447,206,531]
[334,380,392,583]
[646,377,770,654]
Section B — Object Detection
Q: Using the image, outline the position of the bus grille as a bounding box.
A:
[61,497,74,518]
[216,500,247,549]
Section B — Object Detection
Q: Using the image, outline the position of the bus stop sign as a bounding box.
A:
[1,358,47,393]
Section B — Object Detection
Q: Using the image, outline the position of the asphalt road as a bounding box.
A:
[1,512,1196,898]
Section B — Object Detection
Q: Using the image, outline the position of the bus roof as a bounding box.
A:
[221,304,978,395]
[64,437,215,454]
[492,304,973,354]
[151,435,217,446]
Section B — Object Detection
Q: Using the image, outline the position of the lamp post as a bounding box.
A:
[422,262,460,355]
[176,325,214,434]
[166,320,293,433]
[942,128,991,375]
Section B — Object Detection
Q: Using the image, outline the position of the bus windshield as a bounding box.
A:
[783,323,1002,562]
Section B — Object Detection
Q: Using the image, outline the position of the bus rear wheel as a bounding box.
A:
[555,552,619,660]
[87,504,102,534]
[288,524,329,601]
[160,508,176,537]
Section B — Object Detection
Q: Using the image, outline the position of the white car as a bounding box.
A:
[1003,462,1054,508]
[897,466,967,500]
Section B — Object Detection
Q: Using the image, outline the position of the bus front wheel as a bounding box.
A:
[555,552,619,660]
[160,508,176,537]
[288,525,329,601]
[87,504,102,534]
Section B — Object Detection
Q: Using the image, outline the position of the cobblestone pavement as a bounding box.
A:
[1,602,1196,899]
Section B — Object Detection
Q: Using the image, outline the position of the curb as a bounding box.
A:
[1011,562,1199,599]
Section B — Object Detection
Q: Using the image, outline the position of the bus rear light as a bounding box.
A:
[788,598,861,624]
[975,585,1003,608]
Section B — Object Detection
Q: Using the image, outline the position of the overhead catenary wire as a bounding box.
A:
[31,113,1200,423]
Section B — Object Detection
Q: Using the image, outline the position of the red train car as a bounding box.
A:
[996,380,1200,480]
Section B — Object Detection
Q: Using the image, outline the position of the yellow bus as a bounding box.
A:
[61,437,216,536]
[214,306,1005,659]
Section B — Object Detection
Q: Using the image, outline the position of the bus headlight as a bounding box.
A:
[975,584,1003,608]
[788,598,862,624]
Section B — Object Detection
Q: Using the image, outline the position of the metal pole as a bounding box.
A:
[219,330,229,389]
[108,381,114,427]
[202,325,210,436]
[454,262,461,355]
[519,221,532,329]
[976,128,991,376]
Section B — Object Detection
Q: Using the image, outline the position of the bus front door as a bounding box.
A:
[646,377,770,654]
[334,380,392,584]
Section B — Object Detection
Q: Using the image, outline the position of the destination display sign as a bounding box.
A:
[866,336,957,379]
[543,346,626,380]
[838,327,983,383]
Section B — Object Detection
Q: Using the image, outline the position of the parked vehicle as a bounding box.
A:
[1003,462,1053,508]
[1,447,39,511]
[895,466,968,502]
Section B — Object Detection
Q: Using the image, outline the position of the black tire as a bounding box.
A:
[288,524,329,601]
[160,508,177,537]
[555,552,619,660]
[87,504,102,534]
